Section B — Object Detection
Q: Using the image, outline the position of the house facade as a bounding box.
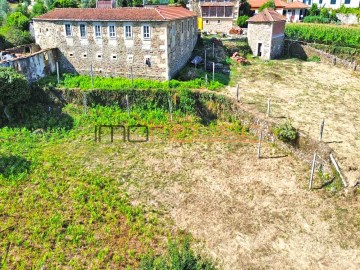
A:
[188,0,239,33]
[247,8,286,60]
[33,7,198,80]
[302,0,359,9]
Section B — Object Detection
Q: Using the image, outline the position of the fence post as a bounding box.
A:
[126,94,130,117]
[330,153,348,187]
[90,64,94,88]
[257,131,262,159]
[83,92,87,115]
[56,61,60,84]
[236,83,239,102]
[266,98,271,117]
[204,49,207,71]
[168,97,173,122]
[212,62,215,82]
[319,119,325,141]
[309,152,317,190]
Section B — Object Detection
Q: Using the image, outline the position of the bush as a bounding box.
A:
[285,23,360,48]
[303,16,330,24]
[6,12,30,30]
[273,120,298,143]
[259,0,275,12]
[237,15,249,27]
[32,0,47,17]
[139,238,217,270]
[0,26,33,46]
[309,3,319,16]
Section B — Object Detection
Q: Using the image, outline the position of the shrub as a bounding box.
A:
[307,55,321,62]
[259,0,275,12]
[309,3,319,16]
[6,12,30,30]
[273,120,298,143]
[139,238,217,270]
[32,0,47,17]
[303,16,330,24]
[237,15,249,27]
[0,26,33,46]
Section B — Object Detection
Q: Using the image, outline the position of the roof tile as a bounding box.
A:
[247,8,286,22]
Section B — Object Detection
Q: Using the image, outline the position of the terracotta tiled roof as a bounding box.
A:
[284,1,309,9]
[247,8,286,22]
[33,7,196,22]
[200,2,235,6]
[248,0,287,9]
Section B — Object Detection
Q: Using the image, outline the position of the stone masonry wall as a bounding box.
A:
[34,20,169,80]
[270,35,284,59]
[284,40,359,72]
[247,22,272,60]
[0,49,57,82]
[167,17,198,79]
[202,18,233,34]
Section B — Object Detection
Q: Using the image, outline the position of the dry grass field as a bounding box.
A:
[226,59,360,186]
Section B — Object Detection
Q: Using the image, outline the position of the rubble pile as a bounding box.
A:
[231,52,249,65]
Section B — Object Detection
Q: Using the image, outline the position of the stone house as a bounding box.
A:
[247,8,286,60]
[188,0,239,33]
[33,7,198,80]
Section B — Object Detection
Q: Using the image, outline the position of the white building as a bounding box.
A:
[302,0,360,9]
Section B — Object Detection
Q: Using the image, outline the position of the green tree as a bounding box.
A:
[51,0,78,8]
[32,0,47,17]
[0,26,33,46]
[0,0,10,14]
[239,1,251,16]
[237,15,249,27]
[6,12,30,31]
[133,0,142,6]
[116,0,128,6]
[0,67,31,121]
[309,3,319,16]
[259,0,275,12]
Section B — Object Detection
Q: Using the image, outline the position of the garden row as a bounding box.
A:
[285,23,360,48]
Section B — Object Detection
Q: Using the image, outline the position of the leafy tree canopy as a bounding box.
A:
[0,67,30,109]
[259,0,275,12]
[51,0,78,8]
[6,12,30,31]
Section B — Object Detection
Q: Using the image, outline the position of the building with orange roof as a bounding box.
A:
[33,6,198,80]
[247,8,286,60]
[248,0,309,22]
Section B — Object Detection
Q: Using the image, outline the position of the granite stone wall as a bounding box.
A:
[202,18,233,34]
[247,22,272,60]
[34,17,197,80]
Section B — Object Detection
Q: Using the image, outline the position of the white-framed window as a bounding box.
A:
[124,25,132,39]
[143,25,150,40]
[94,24,102,38]
[127,54,133,63]
[109,25,116,38]
[65,24,72,37]
[79,24,86,38]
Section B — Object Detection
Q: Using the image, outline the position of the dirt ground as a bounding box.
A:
[82,138,360,270]
[225,60,360,186]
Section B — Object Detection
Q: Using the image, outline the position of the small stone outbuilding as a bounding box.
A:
[247,8,286,60]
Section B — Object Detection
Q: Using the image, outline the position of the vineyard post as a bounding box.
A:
[257,131,262,159]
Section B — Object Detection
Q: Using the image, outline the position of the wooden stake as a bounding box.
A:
[257,131,262,159]
[212,62,215,82]
[204,49,207,71]
[236,83,239,102]
[56,61,60,84]
[266,98,270,117]
[330,153,348,187]
[309,152,317,190]
[126,94,130,117]
[90,64,94,88]
[168,98,173,122]
[319,119,325,141]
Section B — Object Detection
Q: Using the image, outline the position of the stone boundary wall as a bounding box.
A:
[0,48,58,82]
[336,13,359,25]
[284,40,359,72]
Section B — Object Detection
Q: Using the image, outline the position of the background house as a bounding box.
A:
[188,0,239,33]
[249,0,309,22]
[302,0,359,9]
[247,8,286,60]
[33,7,198,80]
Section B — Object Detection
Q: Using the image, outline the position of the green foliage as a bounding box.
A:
[6,12,30,30]
[32,0,47,17]
[337,5,360,19]
[237,15,249,27]
[309,3,319,16]
[258,0,275,12]
[0,0,10,14]
[273,120,298,144]
[285,23,360,48]
[0,67,30,109]
[319,8,329,18]
[0,154,30,179]
[307,55,321,62]
[51,0,78,8]
[239,1,251,16]
[140,238,217,270]
[0,26,33,46]
[133,0,143,6]
[40,73,224,91]
[80,0,96,8]
[303,16,330,24]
